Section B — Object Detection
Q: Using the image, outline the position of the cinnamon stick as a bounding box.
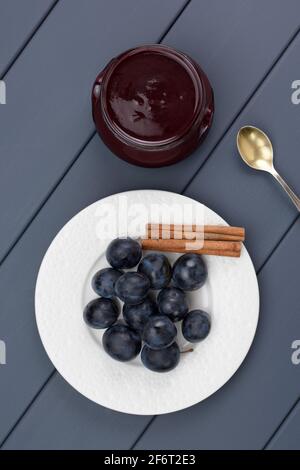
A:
[146,223,245,240]
[141,238,242,258]
[147,228,243,242]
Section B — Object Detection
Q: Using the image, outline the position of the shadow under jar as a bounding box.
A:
[92,45,214,168]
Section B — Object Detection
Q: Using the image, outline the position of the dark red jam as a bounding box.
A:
[92,45,214,167]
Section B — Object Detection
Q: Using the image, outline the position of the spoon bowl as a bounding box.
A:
[236,125,300,212]
[237,126,274,173]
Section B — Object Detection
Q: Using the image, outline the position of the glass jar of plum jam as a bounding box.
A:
[92,45,214,168]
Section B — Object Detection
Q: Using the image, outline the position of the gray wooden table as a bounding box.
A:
[0,0,300,450]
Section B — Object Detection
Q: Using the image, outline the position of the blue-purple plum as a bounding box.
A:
[106,237,142,269]
[138,253,171,289]
[92,267,122,298]
[115,272,150,305]
[172,253,207,291]
[182,310,211,342]
[83,298,119,329]
[102,324,141,362]
[143,315,177,350]
[141,342,180,372]
[157,287,188,322]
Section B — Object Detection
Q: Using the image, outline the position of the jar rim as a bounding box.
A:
[99,44,206,149]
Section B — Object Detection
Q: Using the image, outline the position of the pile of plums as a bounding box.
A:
[83,237,211,372]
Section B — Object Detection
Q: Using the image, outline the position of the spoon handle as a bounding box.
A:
[272,171,300,212]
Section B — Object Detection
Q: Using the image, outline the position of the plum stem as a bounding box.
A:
[180,347,194,354]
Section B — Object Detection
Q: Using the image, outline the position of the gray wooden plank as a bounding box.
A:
[133,219,300,450]
[2,374,151,450]
[266,400,300,450]
[0,0,55,77]
[0,0,185,262]
[1,0,300,265]
[1,0,300,450]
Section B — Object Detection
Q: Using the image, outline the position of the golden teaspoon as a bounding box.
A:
[237,126,300,212]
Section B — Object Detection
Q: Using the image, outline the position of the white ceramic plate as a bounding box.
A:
[35,190,259,415]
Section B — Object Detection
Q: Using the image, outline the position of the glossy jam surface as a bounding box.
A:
[106,51,198,142]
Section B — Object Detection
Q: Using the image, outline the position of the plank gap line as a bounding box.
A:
[256,214,299,276]
[0,129,96,270]
[0,369,57,449]
[130,416,156,450]
[157,0,192,43]
[0,0,60,81]
[263,395,300,449]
